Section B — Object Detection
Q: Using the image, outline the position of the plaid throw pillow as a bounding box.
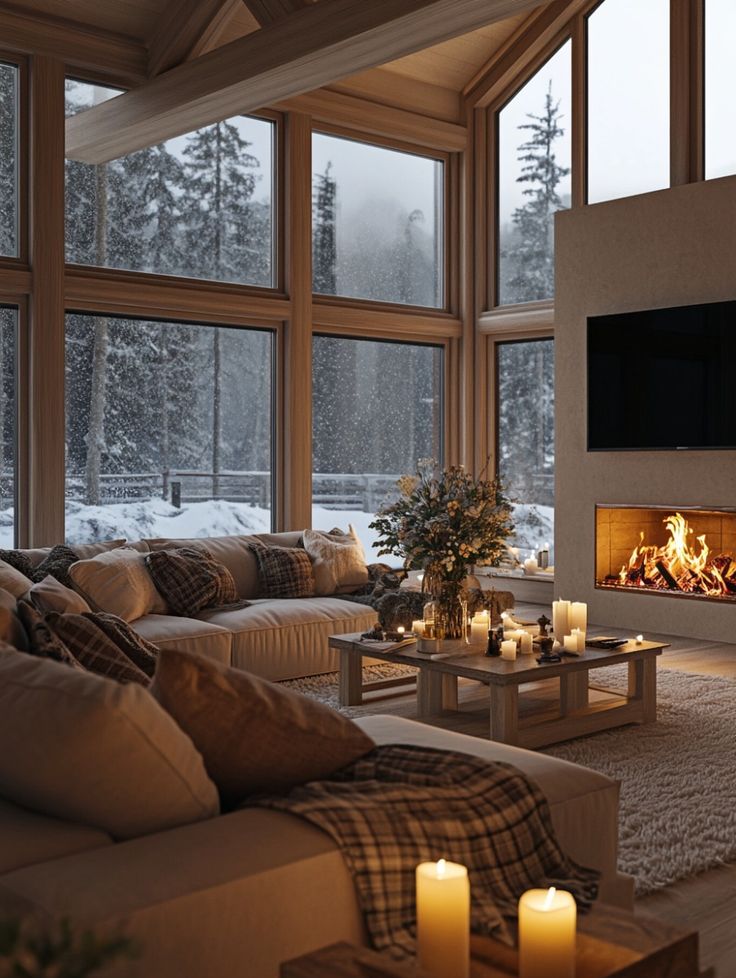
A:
[0,545,80,588]
[45,612,149,686]
[251,544,315,599]
[145,547,242,617]
[16,601,82,669]
[85,612,159,678]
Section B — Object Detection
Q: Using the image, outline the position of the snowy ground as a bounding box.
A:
[0,498,554,563]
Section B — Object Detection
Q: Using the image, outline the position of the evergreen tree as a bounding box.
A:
[0,65,16,256]
[504,82,569,304]
[313,162,337,295]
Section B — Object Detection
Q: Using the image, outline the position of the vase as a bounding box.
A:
[424,571,467,640]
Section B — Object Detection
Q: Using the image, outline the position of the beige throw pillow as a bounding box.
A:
[0,646,219,839]
[151,648,375,802]
[302,525,369,596]
[0,558,33,599]
[70,548,167,622]
[30,575,92,614]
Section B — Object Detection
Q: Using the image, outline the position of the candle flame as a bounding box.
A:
[436,859,447,878]
[544,887,556,910]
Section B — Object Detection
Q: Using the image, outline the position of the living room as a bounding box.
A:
[0,0,734,975]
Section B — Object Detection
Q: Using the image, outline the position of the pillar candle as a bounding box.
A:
[570,602,587,633]
[416,860,470,978]
[412,620,425,637]
[563,634,579,654]
[470,618,488,644]
[518,887,576,978]
[519,631,533,655]
[523,556,538,575]
[505,629,524,643]
[552,600,571,641]
[571,627,585,653]
[501,640,517,660]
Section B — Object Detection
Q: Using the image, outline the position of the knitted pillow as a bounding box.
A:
[85,612,159,678]
[144,547,242,617]
[251,544,315,599]
[45,613,149,686]
[0,545,79,588]
[16,601,81,669]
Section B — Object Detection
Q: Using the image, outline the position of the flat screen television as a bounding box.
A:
[588,300,736,451]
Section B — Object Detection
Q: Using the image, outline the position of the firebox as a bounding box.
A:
[595,505,736,602]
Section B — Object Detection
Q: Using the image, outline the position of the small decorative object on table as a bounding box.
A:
[370,460,514,640]
[485,624,503,657]
[536,635,561,664]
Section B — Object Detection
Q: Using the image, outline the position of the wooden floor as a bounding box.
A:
[359,603,736,978]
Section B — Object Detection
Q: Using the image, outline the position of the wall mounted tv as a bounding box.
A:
[587,299,736,451]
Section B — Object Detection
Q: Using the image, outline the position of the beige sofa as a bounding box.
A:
[20,531,378,681]
[0,713,632,978]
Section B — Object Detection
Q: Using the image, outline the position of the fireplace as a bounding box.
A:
[595,505,736,602]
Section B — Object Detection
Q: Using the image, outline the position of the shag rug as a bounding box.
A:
[285,664,736,897]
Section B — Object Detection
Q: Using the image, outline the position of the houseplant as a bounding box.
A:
[370,461,514,638]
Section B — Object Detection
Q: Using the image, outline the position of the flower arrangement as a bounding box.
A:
[370,461,514,637]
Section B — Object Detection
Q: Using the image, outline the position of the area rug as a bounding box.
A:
[282,663,417,717]
[285,664,736,897]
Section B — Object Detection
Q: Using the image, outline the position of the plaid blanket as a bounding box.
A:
[255,744,599,955]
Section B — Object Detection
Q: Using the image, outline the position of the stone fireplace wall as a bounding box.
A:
[554,175,736,643]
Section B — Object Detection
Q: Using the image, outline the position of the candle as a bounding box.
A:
[563,634,579,654]
[470,614,488,644]
[552,600,571,642]
[502,612,523,631]
[636,634,644,645]
[505,629,524,643]
[416,860,470,978]
[412,619,425,637]
[519,631,533,655]
[570,602,587,633]
[523,556,538,575]
[518,887,576,978]
[571,627,586,653]
[417,573,425,587]
[501,640,517,660]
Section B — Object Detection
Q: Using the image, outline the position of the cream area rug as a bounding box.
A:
[284,664,736,897]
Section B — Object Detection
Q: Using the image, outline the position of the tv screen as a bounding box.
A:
[588,300,736,451]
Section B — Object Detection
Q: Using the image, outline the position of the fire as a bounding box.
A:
[615,512,736,598]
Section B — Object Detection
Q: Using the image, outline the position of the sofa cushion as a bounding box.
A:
[0,796,113,875]
[133,614,232,666]
[0,558,33,599]
[302,526,369,596]
[46,612,150,686]
[151,648,374,802]
[198,598,378,681]
[70,547,167,622]
[251,544,315,599]
[0,587,28,650]
[145,547,240,616]
[0,646,219,839]
[29,574,93,614]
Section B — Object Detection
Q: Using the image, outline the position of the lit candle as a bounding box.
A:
[416,859,470,978]
[570,602,587,633]
[552,600,571,642]
[563,634,579,654]
[523,555,538,575]
[519,887,576,978]
[519,631,533,655]
[412,619,425,637]
[636,634,644,645]
[571,627,586,653]
[505,629,524,643]
[470,613,489,644]
[501,640,517,660]
[397,626,405,638]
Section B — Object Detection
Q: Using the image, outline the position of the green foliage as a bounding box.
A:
[369,461,515,583]
[0,918,134,978]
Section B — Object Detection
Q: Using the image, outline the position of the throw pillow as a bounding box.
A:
[34,544,82,588]
[0,558,33,599]
[0,588,28,650]
[0,549,35,580]
[85,612,159,678]
[69,547,168,622]
[45,613,149,686]
[302,525,369,596]
[250,544,315,599]
[151,648,375,803]
[29,575,93,615]
[16,601,81,668]
[144,547,242,616]
[0,645,219,839]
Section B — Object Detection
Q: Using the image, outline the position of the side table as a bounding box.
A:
[280,905,713,978]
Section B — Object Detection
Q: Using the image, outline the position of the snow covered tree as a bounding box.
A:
[504,83,569,304]
[0,65,16,257]
[313,162,337,295]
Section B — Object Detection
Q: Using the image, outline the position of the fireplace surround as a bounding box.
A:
[596,506,736,603]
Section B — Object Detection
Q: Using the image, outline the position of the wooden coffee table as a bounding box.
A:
[329,634,668,749]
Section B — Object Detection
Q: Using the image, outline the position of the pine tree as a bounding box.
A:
[0,65,16,257]
[504,82,569,304]
[313,162,337,295]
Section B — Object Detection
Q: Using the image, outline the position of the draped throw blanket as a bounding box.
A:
[255,744,599,955]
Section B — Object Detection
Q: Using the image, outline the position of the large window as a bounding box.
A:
[65,80,275,288]
[65,315,273,543]
[312,336,443,555]
[0,308,16,546]
[587,0,670,204]
[312,133,444,308]
[705,0,736,180]
[497,41,571,306]
[496,339,554,560]
[0,62,18,258]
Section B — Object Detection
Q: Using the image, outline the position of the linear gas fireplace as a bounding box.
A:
[596,506,736,602]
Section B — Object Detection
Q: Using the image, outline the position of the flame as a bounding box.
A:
[613,512,735,598]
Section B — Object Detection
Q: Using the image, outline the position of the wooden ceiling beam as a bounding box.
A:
[241,0,309,28]
[66,0,551,164]
[147,0,239,76]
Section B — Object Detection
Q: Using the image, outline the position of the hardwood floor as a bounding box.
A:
[358,603,736,977]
